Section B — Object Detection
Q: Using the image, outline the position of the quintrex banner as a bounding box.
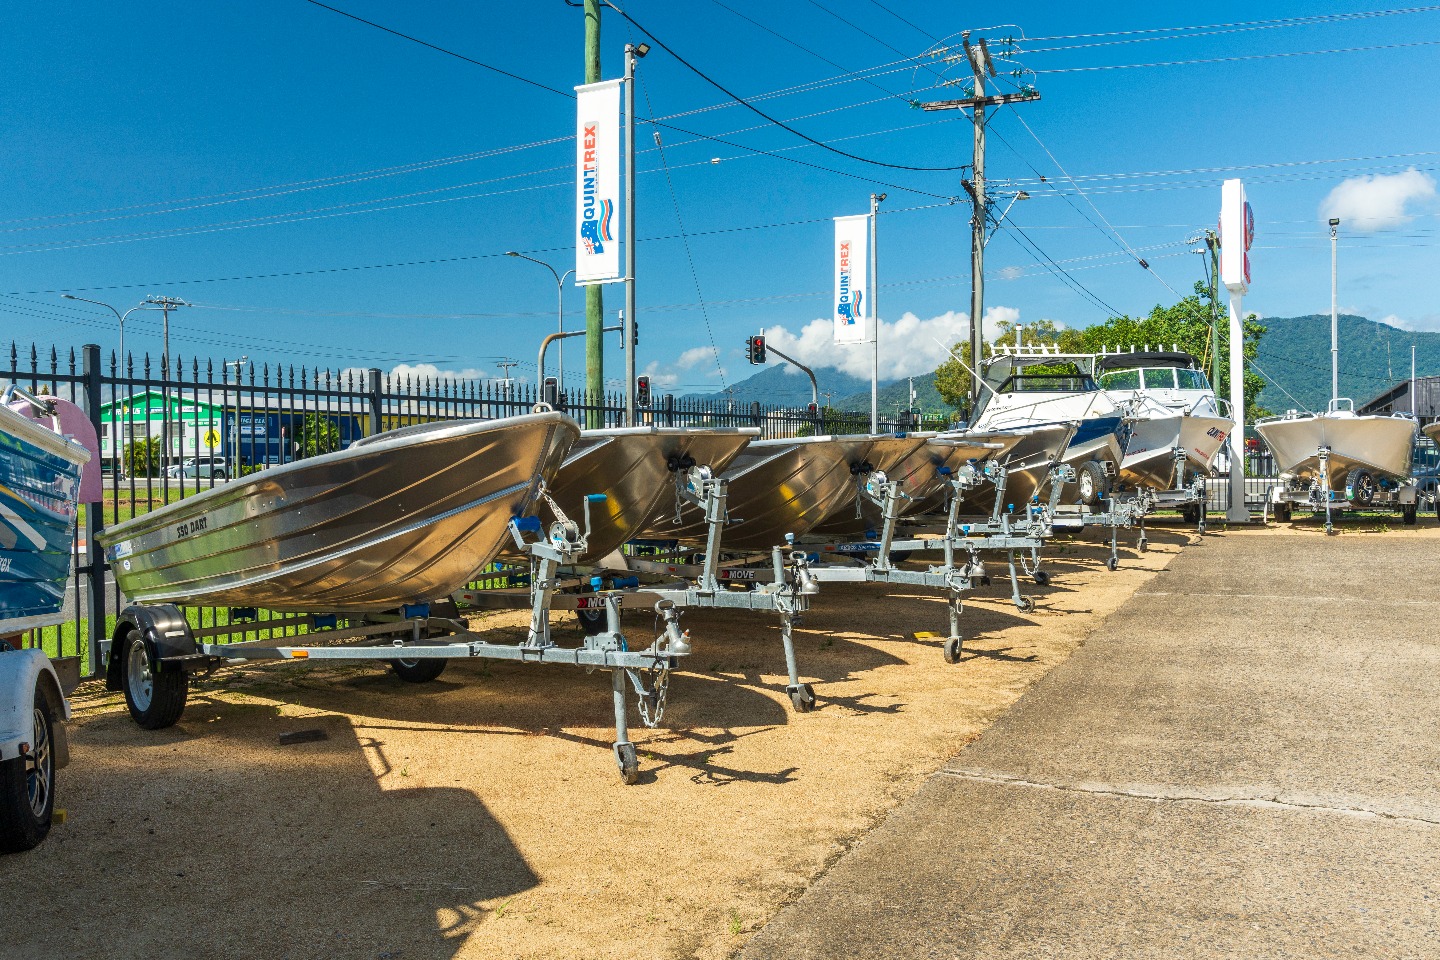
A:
[575,79,622,285]
[833,214,869,344]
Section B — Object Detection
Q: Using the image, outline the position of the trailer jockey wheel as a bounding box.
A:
[1106,557,1120,572]
[1181,503,1201,525]
[1016,596,1036,614]
[614,742,640,785]
[787,684,816,713]
[1273,502,1293,523]
[1402,504,1418,525]
[943,637,963,664]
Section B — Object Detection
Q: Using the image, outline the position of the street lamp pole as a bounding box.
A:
[506,252,576,392]
[60,293,146,376]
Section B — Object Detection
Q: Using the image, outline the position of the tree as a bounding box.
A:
[934,318,1084,412]
[1075,282,1269,419]
[297,414,340,458]
[122,436,161,477]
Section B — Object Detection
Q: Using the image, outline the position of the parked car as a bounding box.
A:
[166,455,230,480]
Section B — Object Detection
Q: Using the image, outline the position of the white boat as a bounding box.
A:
[971,348,1125,505]
[1256,400,1417,496]
[1093,349,1235,490]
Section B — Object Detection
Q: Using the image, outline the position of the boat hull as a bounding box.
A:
[642,434,927,549]
[1,405,88,633]
[1120,414,1233,489]
[1256,413,1416,486]
[99,413,580,612]
[952,422,1078,516]
[522,426,756,565]
[1423,422,1440,446]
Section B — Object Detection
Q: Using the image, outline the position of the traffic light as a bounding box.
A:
[636,375,651,407]
[746,335,766,364]
[807,402,818,417]
[542,376,559,408]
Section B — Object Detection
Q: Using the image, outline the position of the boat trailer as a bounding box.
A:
[1262,444,1421,534]
[107,491,691,785]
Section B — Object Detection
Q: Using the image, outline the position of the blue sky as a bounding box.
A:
[2,1,1437,395]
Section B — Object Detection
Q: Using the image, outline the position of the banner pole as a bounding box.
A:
[870,193,881,433]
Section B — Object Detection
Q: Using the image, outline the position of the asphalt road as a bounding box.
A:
[742,530,1440,959]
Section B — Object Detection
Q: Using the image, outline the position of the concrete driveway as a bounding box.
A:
[742,528,1440,959]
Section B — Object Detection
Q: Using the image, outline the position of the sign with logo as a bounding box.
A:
[1219,179,1253,293]
[239,414,267,437]
[575,79,623,285]
[833,214,869,344]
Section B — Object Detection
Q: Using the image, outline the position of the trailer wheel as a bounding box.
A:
[943,637,964,664]
[1273,502,1293,523]
[0,678,57,853]
[787,684,816,713]
[1402,504,1418,526]
[574,606,607,636]
[388,657,447,683]
[121,629,188,730]
[614,742,640,785]
[1106,557,1120,572]
[1075,462,1108,507]
[1345,468,1376,507]
[1181,503,1202,524]
[1033,570,1051,587]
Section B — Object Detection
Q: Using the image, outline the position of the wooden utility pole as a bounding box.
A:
[583,0,604,426]
[921,33,1039,412]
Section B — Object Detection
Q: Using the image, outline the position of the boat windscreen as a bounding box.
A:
[1141,368,1176,389]
[1001,373,1099,393]
[1098,370,1140,390]
[1176,368,1211,390]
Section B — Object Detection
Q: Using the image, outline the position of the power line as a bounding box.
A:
[1022,7,1440,46]
[858,0,942,43]
[1032,39,1440,74]
[298,0,575,98]
[602,4,968,173]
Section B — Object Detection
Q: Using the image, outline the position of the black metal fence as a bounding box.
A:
[3,341,953,680]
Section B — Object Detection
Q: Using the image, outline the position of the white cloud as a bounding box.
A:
[759,306,1023,381]
[1378,314,1411,331]
[641,360,679,390]
[675,346,717,370]
[997,265,1025,281]
[340,362,504,384]
[1319,168,1437,233]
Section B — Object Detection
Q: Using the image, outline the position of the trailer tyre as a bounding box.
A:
[1181,503,1202,524]
[1033,570,1051,587]
[1106,557,1120,572]
[1075,462,1108,507]
[943,637,964,664]
[121,629,188,730]
[1345,468,1377,507]
[0,678,57,853]
[1273,502,1293,523]
[574,606,607,636]
[1402,504,1418,526]
[388,657,447,683]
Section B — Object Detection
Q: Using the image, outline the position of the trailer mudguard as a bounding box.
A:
[0,648,71,767]
[104,604,195,691]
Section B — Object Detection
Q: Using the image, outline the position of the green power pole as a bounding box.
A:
[583,0,604,426]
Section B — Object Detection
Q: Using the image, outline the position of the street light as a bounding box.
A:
[60,294,146,374]
[506,252,575,392]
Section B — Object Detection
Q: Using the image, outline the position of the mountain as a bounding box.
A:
[1253,315,1440,414]
[682,363,872,407]
[834,374,955,416]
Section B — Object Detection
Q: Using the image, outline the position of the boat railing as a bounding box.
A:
[1326,397,1356,414]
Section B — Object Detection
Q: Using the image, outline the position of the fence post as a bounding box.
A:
[663,393,674,427]
[82,343,107,675]
[366,367,383,437]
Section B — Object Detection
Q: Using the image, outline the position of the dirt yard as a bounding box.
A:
[9,525,1206,959]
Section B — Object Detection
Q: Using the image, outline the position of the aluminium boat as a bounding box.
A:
[947,422,1079,517]
[1255,400,1417,492]
[98,412,579,612]
[1094,349,1234,490]
[1,391,93,635]
[522,425,757,565]
[814,431,1020,535]
[641,433,927,550]
[1424,422,1440,447]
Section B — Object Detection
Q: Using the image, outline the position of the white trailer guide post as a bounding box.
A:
[1219,179,1253,522]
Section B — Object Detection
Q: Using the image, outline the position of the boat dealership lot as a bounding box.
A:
[744,524,1440,960]
[7,523,1439,958]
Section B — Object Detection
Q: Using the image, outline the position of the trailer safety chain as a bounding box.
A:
[637,663,670,728]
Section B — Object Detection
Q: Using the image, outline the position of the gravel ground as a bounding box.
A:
[6,526,1201,959]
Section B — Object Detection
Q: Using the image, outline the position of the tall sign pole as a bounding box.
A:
[869,192,883,432]
[583,0,604,426]
[1329,217,1340,404]
[1219,179,1254,522]
[921,33,1039,416]
[623,43,640,427]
